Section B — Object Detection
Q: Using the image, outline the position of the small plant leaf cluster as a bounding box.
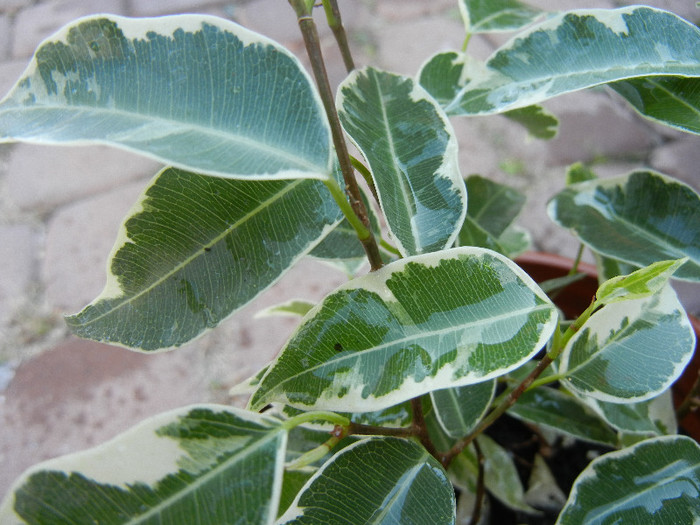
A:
[1,0,699,523]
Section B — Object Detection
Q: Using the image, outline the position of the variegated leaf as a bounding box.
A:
[0,15,331,180]
[548,171,700,282]
[278,437,456,524]
[0,406,287,525]
[431,380,495,438]
[557,436,700,524]
[337,67,466,256]
[250,247,557,412]
[560,286,696,403]
[420,7,700,117]
[66,167,342,350]
[459,0,544,34]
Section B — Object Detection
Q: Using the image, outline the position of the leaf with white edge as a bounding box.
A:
[503,105,558,139]
[557,435,700,524]
[66,167,342,350]
[255,299,315,319]
[585,391,676,436]
[278,437,456,524]
[427,7,700,117]
[278,470,314,518]
[507,387,618,445]
[459,0,544,34]
[548,171,700,282]
[610,76,700,135]
[560,285,696,403]
[595,253,639,282]
[0,405,287,525]
[0,15,332,180]
[596,258,687,306]
[250,247,558,412]
[337,66,466,256]
[430,379,495,438]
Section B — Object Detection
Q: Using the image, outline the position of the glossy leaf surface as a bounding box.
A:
[0,406,287,525]
[0,15,331,180]
[611,76,700,134]
[585,392,676,436]
[250,247,557,412]
[420,7,700,116]
[508,387,618,445]
[337,67,466,256]
[557,436,700,524]
[278,437,456,524]
[459,0,543,34]
[595,258,687,305]
[67,167,342,350]
[560,286,696,403]
[431,380,495,438]
[548,171,700,282]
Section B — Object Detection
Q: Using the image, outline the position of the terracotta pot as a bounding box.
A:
[515,251,700,440]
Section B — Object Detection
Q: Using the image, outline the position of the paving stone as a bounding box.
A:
[649,136,700,190]
[6,144,159,214]
[376,16,465,76]
[0,224,39,325]
[0,0,29,14]
[42,179,149,313]
[0,13,12,60]
[12,0,128,58]
[0,59,28,99]
[374,0,456,22]
[129,0,227,17]
[543,90,659,165]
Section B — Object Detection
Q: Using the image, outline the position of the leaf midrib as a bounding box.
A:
[0,104,328,175]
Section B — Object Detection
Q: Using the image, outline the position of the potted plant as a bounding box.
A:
[0,0,698,523]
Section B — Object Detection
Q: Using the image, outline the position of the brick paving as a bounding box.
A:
[0,0,698,496]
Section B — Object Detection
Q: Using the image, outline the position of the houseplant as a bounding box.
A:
[0,0,699,522]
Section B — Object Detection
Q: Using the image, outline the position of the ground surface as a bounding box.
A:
[0,0,699,498]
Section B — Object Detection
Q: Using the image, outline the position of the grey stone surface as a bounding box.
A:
[6,144,159,214]
[42,179,148,312]
[12,0,128,58]
[0,0,699,501]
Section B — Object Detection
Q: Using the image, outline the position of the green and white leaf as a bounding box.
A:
[610,76,700,135]
[459,0,544,34]
[595,258,687,306]
[507,387,618,445]
[67,167,342,350]
[548,171,700,282]
[431,379,495,438]
[584,391,676,436]
[421,7,700,117]
[0,405,287,525]
[0,15,332,180]
[255,299,315,319]
[566,162,598,186]
[250,247,558,412]
[503,105,559,139]
[458,175,529,256]
[557,435,700,524]
[337,67,466,256]
[560,286,696,403]
[278,437,456,524]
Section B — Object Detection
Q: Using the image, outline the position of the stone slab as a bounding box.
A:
[0,224,39,327]
[42,179,149,313]
[12,0,127,58]
[650,136,700,189]
[6,144,159,214]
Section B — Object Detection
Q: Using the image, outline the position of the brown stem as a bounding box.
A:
[440,355,554,468]
[676,368,700,421]
[470,439,485,525]
[348,422,416,438]
[289,0,383,271]
[323,0,355,72]
[411,397,439,458]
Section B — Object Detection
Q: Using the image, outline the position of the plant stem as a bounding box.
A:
[411,397,439,458]
[322,0,355,72]
[676,368,700,421]
[470,439,485,525]
[348,422,416,438]
[324,178,371,240]
[286,424,348,469]
[282,410,351,431]
[289,0,383,271]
